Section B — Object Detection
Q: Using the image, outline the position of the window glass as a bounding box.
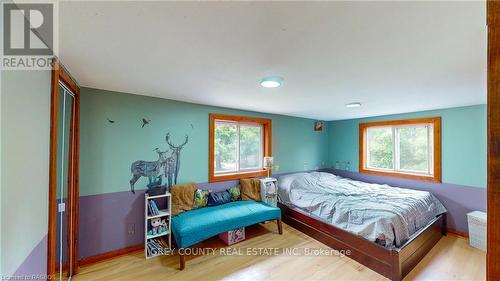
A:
[214,121,263,174]
[239,124,263,170]
[398,126,431,173]
[214,122,237,173]
[367,127,394,170]
[364,123,435,177]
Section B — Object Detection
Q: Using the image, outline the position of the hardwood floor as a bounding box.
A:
[74,223,485,281]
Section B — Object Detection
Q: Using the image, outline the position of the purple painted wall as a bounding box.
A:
[327,169,486,234]
[13,235,47,279]
[79,191,144,259]
[198,180,240,192]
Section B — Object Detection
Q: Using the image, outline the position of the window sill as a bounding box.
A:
[209,170,268,182]
[359,168,442,183]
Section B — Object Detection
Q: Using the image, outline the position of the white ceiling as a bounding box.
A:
[58,1,487,121]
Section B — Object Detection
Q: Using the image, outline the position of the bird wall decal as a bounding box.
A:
[142,118,151,128]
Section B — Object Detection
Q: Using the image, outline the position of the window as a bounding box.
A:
[209,114,271,182]
[359,117,441,182]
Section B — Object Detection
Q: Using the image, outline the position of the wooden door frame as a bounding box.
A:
[488,0,500,280]
[48,58,80,277]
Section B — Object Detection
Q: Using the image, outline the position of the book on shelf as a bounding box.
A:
[146,238,169,256]
[147,202,153,216]
[148,201,153,215]
[148,200,160,216]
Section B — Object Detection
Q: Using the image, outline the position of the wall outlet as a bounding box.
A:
[127,223,135,235]
[274,164,280,172]
[303,161,309,171]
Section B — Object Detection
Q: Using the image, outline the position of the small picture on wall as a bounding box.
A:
[314,121,323,131]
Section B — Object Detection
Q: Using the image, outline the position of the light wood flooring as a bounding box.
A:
[73,223,485,281]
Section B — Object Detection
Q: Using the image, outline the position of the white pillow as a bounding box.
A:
[277,173,308,203]
[310,171,340,181]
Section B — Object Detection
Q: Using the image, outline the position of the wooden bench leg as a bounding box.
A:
[277,220,283,235]
[179,253,185,270]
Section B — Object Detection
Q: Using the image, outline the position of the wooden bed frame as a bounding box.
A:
[278,203,447,281]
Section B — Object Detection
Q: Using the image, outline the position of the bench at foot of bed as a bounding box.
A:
[172,200,283,270]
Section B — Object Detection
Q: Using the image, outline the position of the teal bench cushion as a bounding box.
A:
[172,201,281,248]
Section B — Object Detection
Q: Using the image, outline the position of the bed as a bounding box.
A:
[277,172,447,281]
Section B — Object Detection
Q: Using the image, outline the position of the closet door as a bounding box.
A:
[55,83,75,280]
[49,60,80,279]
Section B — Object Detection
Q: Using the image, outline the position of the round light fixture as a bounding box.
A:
[345,102,362,108]
[260,76,283,88]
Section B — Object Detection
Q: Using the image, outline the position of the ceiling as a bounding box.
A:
[58,1,487,121]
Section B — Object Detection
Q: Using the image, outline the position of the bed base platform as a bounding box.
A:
[278,203,447,281]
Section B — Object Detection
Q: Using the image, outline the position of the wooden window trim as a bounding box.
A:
[209,113,272,182]
[359,117,442,183]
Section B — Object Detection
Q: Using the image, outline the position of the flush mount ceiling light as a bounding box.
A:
[260,76,283,88]
[345,102,362,108]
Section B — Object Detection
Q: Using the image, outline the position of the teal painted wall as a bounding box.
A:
[328,105,487,188]
[80,88,329,196]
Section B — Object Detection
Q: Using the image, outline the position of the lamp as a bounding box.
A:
[263,156,274,179]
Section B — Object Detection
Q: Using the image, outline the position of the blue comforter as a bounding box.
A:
[278,172,446,248]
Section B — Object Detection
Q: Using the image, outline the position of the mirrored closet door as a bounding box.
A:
[55,83,74,280]
[49,60,80,280]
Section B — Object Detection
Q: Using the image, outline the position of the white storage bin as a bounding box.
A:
[467,211,487,251]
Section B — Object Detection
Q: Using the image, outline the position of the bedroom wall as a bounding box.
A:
[79,87,329,259]
[327,104,487,234]
[79,88,486,258]
[1,70,51,277]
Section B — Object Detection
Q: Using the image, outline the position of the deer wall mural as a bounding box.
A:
[165,133,189,188]
[129,133,189,194]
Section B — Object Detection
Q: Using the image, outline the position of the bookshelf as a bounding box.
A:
[144,192,171,259]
